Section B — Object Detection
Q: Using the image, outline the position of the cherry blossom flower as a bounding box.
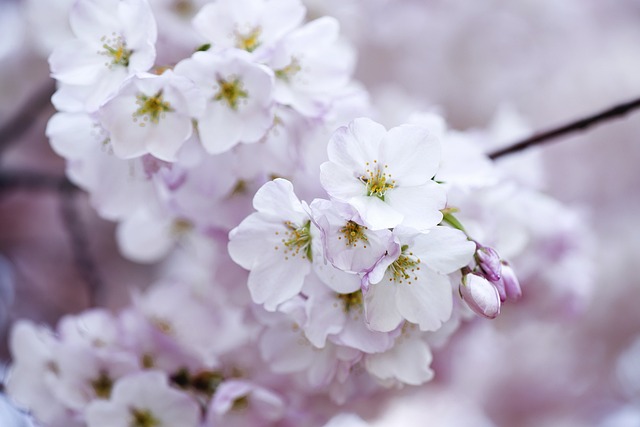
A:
[206,380,285,427]
[174,50,275,154]
[85,371,200,427]
[320,117,446,231]
[363,226,475,332]
[192,0,305,57]
[49,0,157,110]
[310,198,392,275]
[228,178,314,311]
[99,70,205,161]
[268,17,355,117]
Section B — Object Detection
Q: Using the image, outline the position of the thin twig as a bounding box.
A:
[489,96,640,159]
[59,188,103,308]
[0,79,56,155]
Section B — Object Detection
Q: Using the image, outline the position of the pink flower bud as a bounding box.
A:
[475,244,502,282]
[500,261,522,301]
[460,273,501,319]
[491,276,507,302]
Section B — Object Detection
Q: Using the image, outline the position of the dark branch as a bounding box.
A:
[59,188,103,308]
[489,96,640,159]
[0,170,101,307]
[0,170,76,193]
[0,79,56,155]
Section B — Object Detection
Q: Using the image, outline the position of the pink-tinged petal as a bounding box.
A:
[365,334,434,385]
[192,2,238,47]
[240,62,275,109]
[411,226,476,274]
[211,380,254,415]
[198,102,244,154]
[384,181,446,231]
[116,210,175,263]
[49,40,104,85]
[349,195,403,231]
[395,269,453,331]
[47,112,104,159]
[380,123,441,186]
[364,282,403,333]
[460,274,501,319]
[146,113,193,162]
[239,106,274,143]
[319,161,363,200]
[118,0,157,52]
[84,66,129,111]
[228,213,283,269]
[305,293,346,348]
[248,257,310,311]
[336,315,394,354]
[249,387,285,421]
[86,400,129,427]
[100,94,149,159]
[251,178,305,218]
[69,0,118,42]
[307,346,338,388]
[326,118,386,172]
[313,262,361,294]
[260,325,314,373]
[260,0,306,42]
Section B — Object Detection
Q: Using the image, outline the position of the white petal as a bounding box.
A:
[248,257,310,311]
[412,227,476,274]
[252,178,305,219]
[380,123,441,186]
[319,161,363,201]
[260,0,306,43]
[384,181,446,231]
[326,118,386,172]
[349,195,403,231]
[146,114,192,162]
[365,335,434,386]
[363,282,403,333]
[395,269,453,331]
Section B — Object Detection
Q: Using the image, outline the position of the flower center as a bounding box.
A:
[388,245,420,284]
[275,220,313,262]
[100,33,132,68]
[214,77,249,110]
[232,395,250,411]
[275,57,302,82]
[235,27,262,52]
[91,370,113,399]
[130,408,159,427]
[360,161,395,201]
[133,91,173,126]
[337,290,363,313]
[339,220,368,247]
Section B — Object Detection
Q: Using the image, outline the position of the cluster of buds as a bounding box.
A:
[459,242,522,319]
[440,210,522,319]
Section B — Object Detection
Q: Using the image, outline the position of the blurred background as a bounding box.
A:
[1,0,640,425]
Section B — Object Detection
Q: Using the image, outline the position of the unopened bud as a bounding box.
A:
[460,273,501,319]
[500,261,521,301]
[475,243,502,282]
[491,276,507,302]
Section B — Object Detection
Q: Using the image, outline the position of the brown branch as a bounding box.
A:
[489,96,640,159]
[59,187,103,308]
[0,79,56,155]
[0,170,102,307]
[0,170,76,193]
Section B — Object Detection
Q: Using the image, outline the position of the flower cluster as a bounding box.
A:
[12,1,609,426]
